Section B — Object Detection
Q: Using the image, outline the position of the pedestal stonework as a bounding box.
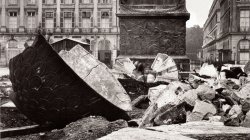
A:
[117,0,190,71]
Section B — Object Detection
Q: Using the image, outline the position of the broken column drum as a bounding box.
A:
[117,0,190,70]
[9,34,131,126]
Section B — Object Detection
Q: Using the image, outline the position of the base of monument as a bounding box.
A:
[117,55,190,72]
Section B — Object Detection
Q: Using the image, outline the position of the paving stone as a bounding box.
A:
[98,128,195,140]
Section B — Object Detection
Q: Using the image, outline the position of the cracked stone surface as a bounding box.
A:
[59,45,132,111]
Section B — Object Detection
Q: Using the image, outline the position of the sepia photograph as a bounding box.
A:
[0,0,250,139]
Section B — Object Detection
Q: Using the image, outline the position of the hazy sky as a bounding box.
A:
[186,0,214,28]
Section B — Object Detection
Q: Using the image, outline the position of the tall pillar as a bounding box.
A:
[74,0,80,32]
[38,0,42,27]
[111,0,117,32]
[93,0,98,33]
[19,0,25,32]
[1,0,6,32]
[55,0,61,32]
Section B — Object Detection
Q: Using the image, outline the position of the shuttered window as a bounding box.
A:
[240,10,250,32]
[98,10,112,28]
[81,11,93,28]
[27,12,36,29]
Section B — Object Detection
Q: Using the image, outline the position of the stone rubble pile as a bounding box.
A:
[116,54,250,128]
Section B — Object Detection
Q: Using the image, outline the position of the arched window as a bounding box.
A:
[98,39,111,50]
[238,39,250,64]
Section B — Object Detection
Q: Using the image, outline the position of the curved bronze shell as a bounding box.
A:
[9,34,130,126]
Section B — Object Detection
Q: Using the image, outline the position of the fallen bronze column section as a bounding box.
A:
[9,34,132,127]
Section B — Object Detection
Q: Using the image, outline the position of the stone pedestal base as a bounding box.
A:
[0,26,6,33]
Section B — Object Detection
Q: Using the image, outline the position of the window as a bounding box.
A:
[64,12,72,18]
[61,0,74,4]
[43,0,56,4]
[239,40,250,64]
[27,12,36,29]
[27,0,36,5]
[98,0,111,3]
[80,0,93,4]
[240,40,250,50]
[9,12,18,29]
[81,11,92,28]
[46,12,54,18]
[64,19,72,28]
[45,12,54,29]
[8,40,18,48]
[9,0,17,5]
[63,12,73,29]
[240,52,249,64]
[240,10,250,31]
[98,11,112,29]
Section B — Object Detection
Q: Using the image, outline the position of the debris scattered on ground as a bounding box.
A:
[5,116,128,140]
[0,108,36,130]
[3,43,250,140]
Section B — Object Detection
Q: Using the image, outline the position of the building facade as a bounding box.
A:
[0,0,119,67]
[202,0,250,65]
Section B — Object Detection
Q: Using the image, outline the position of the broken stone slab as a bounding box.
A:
[151,53,177,73]
[149,121,250,139]
[151,53,179,82]
[186,112,204,122]
[154,71,179,83]
[113,58,136,77]
[236,83,250,100]
[242,111,250,128]
[153,85,178,108]
[188,100,217,122]
[153,102,188,126]
[150,81,190,109]
[224,112,245,127]
[178,89,198,106]
[242,99,250,113]
[98,127,195,140]
[196,85,216,101]
[0,101,15,108]
[228,105,242,119]
[59,45,132,112]
[148,85,168,105]
[138,103,158,128]
[199,63,218,78]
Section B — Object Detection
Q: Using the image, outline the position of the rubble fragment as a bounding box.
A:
[151,53,179,82]
[199,63,218,78]
[196,84,216,101]
[188,100,217,122]
[236,83,250,100]
[148,85,168,105]
[178,89,198,106]
[242,111,250,128]
[113,58,136,77]
[154,102,188,126]
[228,105,242,119]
